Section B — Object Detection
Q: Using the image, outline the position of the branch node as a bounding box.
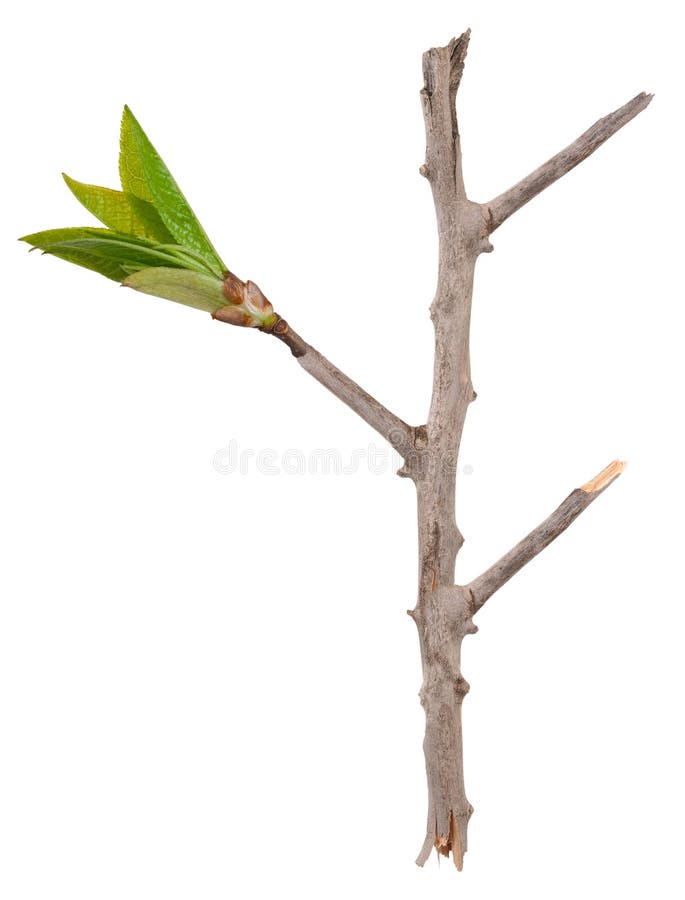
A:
[271,318,307,357]
[454,675,470,699]
[413,424,429,450]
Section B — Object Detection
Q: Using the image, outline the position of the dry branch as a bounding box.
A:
[404,34,648,869]
[270,318,416,459]
[255,34,649,868]
[484,93,653,231]
[258,36,648,868]
[468,460,626,612]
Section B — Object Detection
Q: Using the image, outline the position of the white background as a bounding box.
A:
[2,1,683,897]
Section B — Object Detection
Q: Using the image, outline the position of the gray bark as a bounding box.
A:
[485,93,653,232]
[468,461,625,612]
[258,31,650,869]
[408,33,484,869]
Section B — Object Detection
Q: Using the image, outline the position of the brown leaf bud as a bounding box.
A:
[212,305,256,327]
[244,280,271,313]
[222,271,246,305]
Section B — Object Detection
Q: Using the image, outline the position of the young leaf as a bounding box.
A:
[120,107,226,275]
[20,228,192,277]
[123,267,226,313]
[119,109,154,203]
[21,226,167,249]
[26,245,132,282]
[62,175,174,243]
[21,226,116,246]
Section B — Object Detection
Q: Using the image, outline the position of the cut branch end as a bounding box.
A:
[580,459,626,493]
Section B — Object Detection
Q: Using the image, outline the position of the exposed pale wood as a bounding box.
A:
[581,459,626,493]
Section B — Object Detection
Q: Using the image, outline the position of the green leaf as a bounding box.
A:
[119,107,154,202]
[120,106,225,275]
[44,239,187,270]
[28,246,133,281]
[20,227,195,278]
[123,267,226,313]
[20,226,114,246]
[62,174,174,243]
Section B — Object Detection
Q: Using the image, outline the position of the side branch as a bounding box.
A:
[484,93,653,232]
[269,319,416,458]
[467,460,625,611]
